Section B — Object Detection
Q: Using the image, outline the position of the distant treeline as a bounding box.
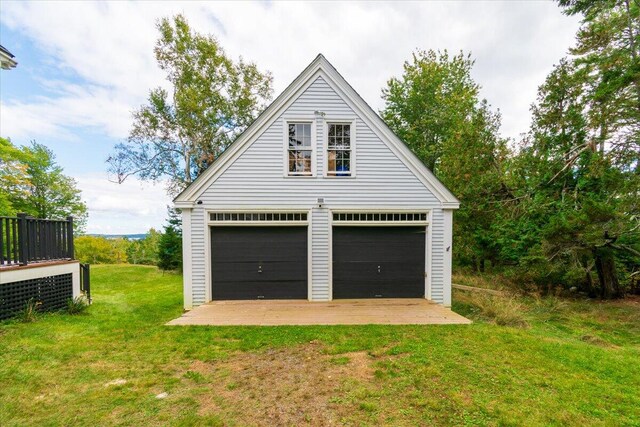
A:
[76,210,183,271]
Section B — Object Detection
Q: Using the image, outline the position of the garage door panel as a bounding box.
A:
[211,245,307,263]
[211,229,306,263]
[212,262,306,282]
[211,226,307,300]
[213,281,306,300]
[333,226,425,299]
[332,246,423,263]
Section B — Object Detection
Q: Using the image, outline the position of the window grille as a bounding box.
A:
[210,212,308,222]
[332,212,427,223]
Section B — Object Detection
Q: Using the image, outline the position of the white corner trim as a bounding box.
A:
[203,208,212,304]
[181,208,193,310]
[307,208,313,301]
[442,209,454,307]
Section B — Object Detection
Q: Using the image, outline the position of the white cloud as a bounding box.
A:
[75,173,170,234]
[0,83,133,140]
[1,1,583,232]
[1,1,581,142]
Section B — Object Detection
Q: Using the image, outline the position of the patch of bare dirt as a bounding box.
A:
[183,342,383,426]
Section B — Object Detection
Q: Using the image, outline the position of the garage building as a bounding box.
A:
[174,54,459,309]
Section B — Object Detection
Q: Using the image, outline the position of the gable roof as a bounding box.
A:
[174,54,459,209]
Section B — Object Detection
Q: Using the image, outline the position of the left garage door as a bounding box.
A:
[211,226,307,300]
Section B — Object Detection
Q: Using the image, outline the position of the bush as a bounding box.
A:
[66,296,89,315]
[18,298,41,323]
[456,290,529,328]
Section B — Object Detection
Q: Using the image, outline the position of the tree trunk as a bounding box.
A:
[479,258,485,273]
[585,268,596,297]
[594,247,621,299]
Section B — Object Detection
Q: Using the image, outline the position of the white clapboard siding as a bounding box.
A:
[188,75,448,305]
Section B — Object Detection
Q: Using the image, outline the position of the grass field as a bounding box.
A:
[1,265,639,426]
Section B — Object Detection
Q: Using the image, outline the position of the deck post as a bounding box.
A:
[66,216,74,259]
[17,213,28,265]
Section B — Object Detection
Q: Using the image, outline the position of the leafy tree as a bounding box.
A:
[381,50,510,270]
[75,236,130,264]
[126,228,162,265]
[5,142,88,232]
[108,14,273,195]
[157,208,182,271]
[0,137,33,216]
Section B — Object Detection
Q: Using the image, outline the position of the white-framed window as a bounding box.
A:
[326,121,354,177]
[286,122,314,176]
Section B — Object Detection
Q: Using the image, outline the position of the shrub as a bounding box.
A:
[66,296,89,315]
[456,291,529,328]
[18,298,41,323]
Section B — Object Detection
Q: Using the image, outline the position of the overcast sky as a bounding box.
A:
[0,1,581,234]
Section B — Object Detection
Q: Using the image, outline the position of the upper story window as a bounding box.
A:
[327,123,352,176]
[288,123,313,176]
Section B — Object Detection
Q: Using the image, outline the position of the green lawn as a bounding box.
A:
[1,265,639,426]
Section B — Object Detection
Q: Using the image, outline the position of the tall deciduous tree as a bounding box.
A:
[0,137,33,216]
[381,50,509,270]
[108,14,273,195]
[6,142,88,232]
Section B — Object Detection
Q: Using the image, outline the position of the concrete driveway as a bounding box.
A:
[167,299,471,326]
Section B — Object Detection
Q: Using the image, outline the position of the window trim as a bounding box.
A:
[283,119,317,177]
[324,119,356,178]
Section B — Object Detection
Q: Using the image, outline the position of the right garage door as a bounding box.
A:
[332,226,426,298]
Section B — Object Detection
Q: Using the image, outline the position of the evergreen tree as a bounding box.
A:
[157,208,182,271]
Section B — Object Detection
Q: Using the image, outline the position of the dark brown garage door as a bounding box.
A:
[332,226,426,298]
[211,227,307,300]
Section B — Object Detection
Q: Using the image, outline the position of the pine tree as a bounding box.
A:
[157,208,182,271]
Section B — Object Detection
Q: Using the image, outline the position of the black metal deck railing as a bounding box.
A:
[0,214,74,267]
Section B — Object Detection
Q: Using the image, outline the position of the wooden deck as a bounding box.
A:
[167,298,471,326]
[0,259,77,271]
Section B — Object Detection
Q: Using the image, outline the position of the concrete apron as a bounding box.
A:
[167,299,472,326]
